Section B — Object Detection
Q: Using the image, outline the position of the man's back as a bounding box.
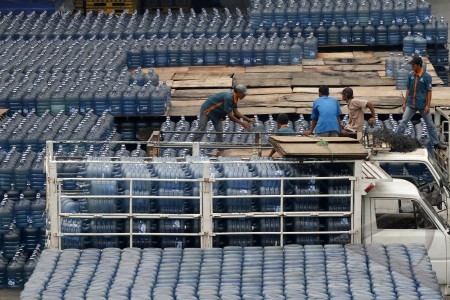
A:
[311,96,342,134]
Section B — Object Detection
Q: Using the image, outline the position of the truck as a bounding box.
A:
[45,137,450,295]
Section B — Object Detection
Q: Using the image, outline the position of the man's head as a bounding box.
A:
[341,87,353,103]
[409,56,423,72]
[277,113,289,126]
[318,85,329,97]
[234,84,248,99]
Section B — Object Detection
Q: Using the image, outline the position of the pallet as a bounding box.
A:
[86,0,134,8]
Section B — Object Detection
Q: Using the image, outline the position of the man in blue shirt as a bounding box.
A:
[193,84,254,142]
[305,85,343,137]
[397,56,446,150]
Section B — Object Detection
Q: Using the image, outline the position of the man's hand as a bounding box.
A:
[424,105,430,114]
[340,129,349,136]
[304,130,312,136]
[247,118,256,123]
[402,103,406,112]
[367,117,375,125]
[241,122,251,130]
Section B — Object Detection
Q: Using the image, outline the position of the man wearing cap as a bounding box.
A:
[397,56,446,150]
[305,85,343,137]
[193,84,254,143]
[341,87,376,134]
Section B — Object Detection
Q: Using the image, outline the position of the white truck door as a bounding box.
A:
[367,197,448,285]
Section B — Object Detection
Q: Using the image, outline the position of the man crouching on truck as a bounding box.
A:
[193,84,255,143]
[340,87,376,137]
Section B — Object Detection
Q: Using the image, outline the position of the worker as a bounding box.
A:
[340,87,376,136]
[193,84,254,143]
[396,56,446,150]
[268,113,296,157]
[304,85,343,137]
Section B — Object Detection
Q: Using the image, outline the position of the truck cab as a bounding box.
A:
[363,179,450,294]
[369,148,450,222]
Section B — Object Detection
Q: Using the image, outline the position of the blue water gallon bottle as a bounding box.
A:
[345,0,358,27]
[316,22,327,45]
[405,0,418,25]
[414,33,427,56]
[327,22,339,45]
[277,40,290,65]
[229,40,241,66]
[412,18,425,36]
[264,38,278,65]
[436,16,448,45]
[388,20,401,45]
[334,0,346,27]
[401,19,412,40]
[303,33,318,59]
[241,41,254,67]
[417,0,431,24]
[403,31,415,55]
[216,38,229,66]
[191,40,204,66]
[298,0,311,28]
[289,42,302,65]
[394,0,406,25]
[273,2,286,28]
[310,0,322,28]
[339,21,351,44]
[381,0,394,25]
[253,39,266,66]
[376,20,388,45]
[385,53,395,77]
[352,21,364,44]
[358,0,370,27]
[204,39,217,66]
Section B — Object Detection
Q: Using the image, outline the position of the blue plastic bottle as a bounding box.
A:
[358,0,370,27]
[417,0,431,24]
[388,20,401,45]
[352,21,364,44]
[376,20,388,45]
[340,21,351,45]
[345,0,358,27]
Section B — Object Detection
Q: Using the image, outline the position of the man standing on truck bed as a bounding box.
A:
[305,85,343,137]
[397,56,446,150]
[193,84,255,143]
[341,87,376,135]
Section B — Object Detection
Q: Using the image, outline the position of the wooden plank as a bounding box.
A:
[291,73,342,86]
[302,58,325,66]
[324,57,382,65]
[332,65,385,72]
[0,108,7,116]
[233,72,293,81]
[187,66,246,73]
[152,67,189,73]
[237,78,292,87]
[302,65,337,73]
[245,65,303,72]
[246,87,292,95]
[171,78,233,88]
[172,73,233,80]
[172,88,230,98]
[340,77,396,86]
[353,51,374,58]
[158,73,174,81]
[318,52,354,59]
[342,72,380,78]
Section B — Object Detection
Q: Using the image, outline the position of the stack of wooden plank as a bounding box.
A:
[146,51,448,117]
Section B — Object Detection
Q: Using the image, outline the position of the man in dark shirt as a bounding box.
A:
[396,56,446,150]
[193,84,254,142]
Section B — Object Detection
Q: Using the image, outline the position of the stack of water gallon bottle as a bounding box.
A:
[0,10,171,116]
[248,0,445,47]
[0,108,124,289]
[20,244,443,299]
[59,151,358,249]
